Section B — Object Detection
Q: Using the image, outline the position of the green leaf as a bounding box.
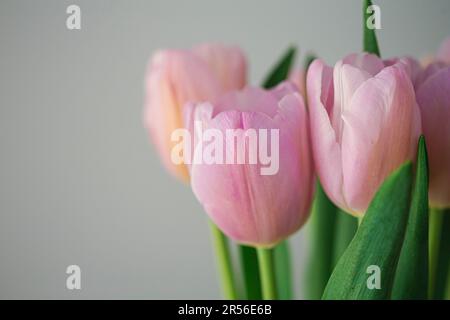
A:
[238,245,262,299]
[322,162,413,299]
[431,209,450,299]
[363,0,381,56]
[262,46,296,89]
[305,184,357,299]
[392,136,429,299]
[305,182,339,299]
[257,247,277,300]
[274,240,293,299]
[333,210,358,267]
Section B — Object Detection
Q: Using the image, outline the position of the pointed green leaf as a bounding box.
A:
[305,182,339,299]
[274,241,293,299]
[323,162,413,299]
[363,0,380,56]
[238,245,262,299]
[392,136,429,299]
[262,46,296,89]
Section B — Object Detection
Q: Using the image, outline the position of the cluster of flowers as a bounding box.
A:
[143,39,450,248]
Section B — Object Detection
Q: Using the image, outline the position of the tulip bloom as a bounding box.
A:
[288,68,306,97]
[184,82,314,247]
[307,53,421,216]
[144,44,246,182]
[415,62,450,208]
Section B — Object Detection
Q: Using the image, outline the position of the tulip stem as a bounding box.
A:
[429,208,444,298]
[357,216,363,227]
[257,247,278,300]
[209,221,238,300]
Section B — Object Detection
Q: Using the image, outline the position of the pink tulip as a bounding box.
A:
[144,44,247,182]
[184,82,314,247]
[192,44,247,92]
[307,53,421,216]
[288,68,306,97]
[415,62,450,208]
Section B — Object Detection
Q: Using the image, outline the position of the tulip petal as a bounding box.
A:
[182,101,215,168]
[288,68,306,96]
[145,59,181,175]
[193,44,247,92]
[414,61,447,89]
[213,87,280,118]
[416,67,450,207]
[270,81,300,100]
[332,63,373,139]
[307,59,348,211]
[144,50,221,181]
[341,53,384,76]
[341,63,420,214]
[384,56,422,85]
[332,54,384,140]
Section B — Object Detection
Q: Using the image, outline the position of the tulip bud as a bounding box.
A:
[307,53,421,216]
[183,82,314,247]
[144,45,247,182]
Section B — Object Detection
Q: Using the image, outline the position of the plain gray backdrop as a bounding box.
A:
[0,0,449,299]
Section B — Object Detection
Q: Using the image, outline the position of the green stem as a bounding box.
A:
[257,247,278,300]
[429,208,444,298]
[274,241,293,300]
[238,245,262,299]
[357,216,363,227]
[209,221,237,299]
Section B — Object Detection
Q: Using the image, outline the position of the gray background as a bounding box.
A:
[0,0,449,299]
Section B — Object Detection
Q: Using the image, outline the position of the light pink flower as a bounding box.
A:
[288,68,306,97]
[395,37,450,208]
[184,82,314,247]
[307,53,421,216]
[415,62,450,208]
[144,44,247,182]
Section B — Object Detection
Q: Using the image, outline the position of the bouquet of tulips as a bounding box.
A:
[143,0,449,300]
